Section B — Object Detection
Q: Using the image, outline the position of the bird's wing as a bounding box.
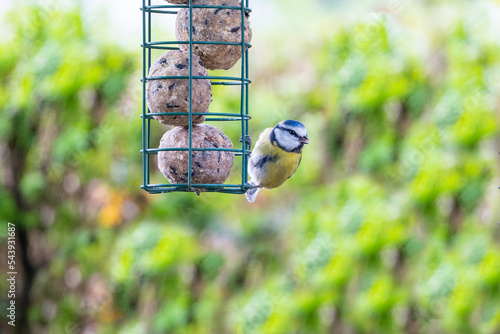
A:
[253,154,278,169]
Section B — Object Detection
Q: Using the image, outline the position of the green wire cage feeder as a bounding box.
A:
[141,0,252,194]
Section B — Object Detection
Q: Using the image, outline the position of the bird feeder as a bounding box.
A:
[140,0,252,194]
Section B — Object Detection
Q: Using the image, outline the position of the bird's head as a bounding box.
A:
[270,120,309,153]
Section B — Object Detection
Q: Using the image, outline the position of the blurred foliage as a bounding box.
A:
[1,0,500,334]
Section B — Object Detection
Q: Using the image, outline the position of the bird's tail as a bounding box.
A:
[245,181,261,203]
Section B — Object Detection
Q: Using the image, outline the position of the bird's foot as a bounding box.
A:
[239,135,252,150]
[245,182,260,190]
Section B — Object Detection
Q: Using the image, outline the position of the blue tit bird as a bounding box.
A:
[245,120,309,203]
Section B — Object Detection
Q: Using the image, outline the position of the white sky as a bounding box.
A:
[1,1,498,51]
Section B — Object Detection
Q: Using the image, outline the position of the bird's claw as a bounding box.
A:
[239,135,252,150]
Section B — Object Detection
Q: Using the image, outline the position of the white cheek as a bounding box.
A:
[279,135,298,151]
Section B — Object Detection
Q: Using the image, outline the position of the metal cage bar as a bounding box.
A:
[141,0,252,194]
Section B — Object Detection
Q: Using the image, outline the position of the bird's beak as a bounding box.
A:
[300,137,310,144]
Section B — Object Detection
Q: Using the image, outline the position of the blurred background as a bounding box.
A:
[1,0,500,333]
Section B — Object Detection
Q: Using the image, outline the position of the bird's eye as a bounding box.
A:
[289,130,297,136]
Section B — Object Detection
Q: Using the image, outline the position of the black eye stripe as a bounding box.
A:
[277,125,304,138]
